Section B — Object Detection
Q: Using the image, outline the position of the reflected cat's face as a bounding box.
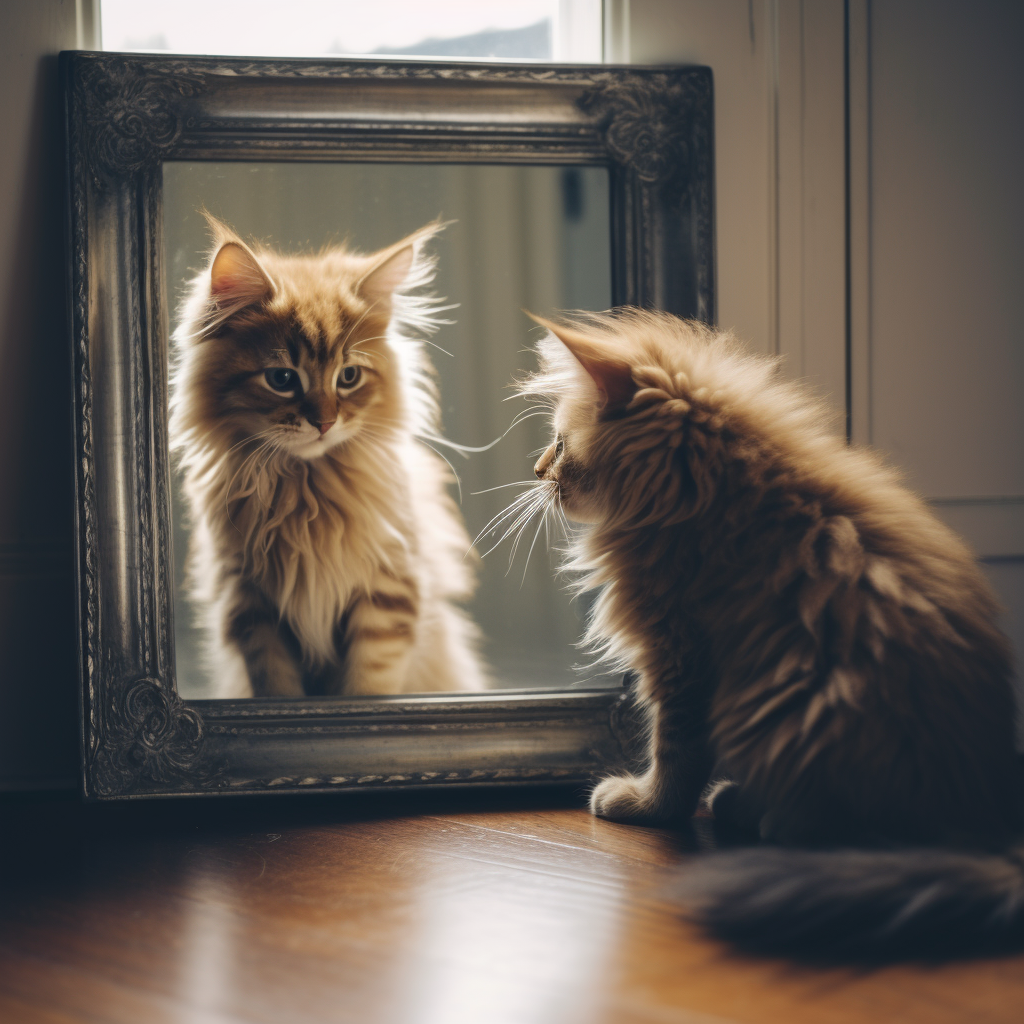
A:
[171,217,436,463]
[209,291,387,460]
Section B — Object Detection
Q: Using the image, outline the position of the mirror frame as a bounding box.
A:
[61,50,715,799]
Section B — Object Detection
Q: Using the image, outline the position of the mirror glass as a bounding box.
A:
[163,161,618,698]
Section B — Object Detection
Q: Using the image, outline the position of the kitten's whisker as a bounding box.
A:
[475,494,546,560]
[470,480,539,495]
[419,439,463,503]
[423,432,495,457]
[421,433,471,460]
[508,407,549,427]
[505,493,551,569]
[519,507,549,586]
[424,408,551,461]
[501,485,554,562]
[469,500,534,554]
[478,502,540,561]
[470,486,545,548]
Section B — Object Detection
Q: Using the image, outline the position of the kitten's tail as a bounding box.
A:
[673,843,1024,960]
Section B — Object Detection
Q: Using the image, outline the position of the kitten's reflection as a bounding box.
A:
[169,215,487,698]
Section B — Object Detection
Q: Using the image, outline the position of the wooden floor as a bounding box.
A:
[1,788,1023,1024]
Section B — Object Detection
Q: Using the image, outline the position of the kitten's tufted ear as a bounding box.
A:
[528,313,636,410]
[357,221,447,309]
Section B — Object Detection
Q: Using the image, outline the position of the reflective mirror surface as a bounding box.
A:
[163,161,616,698]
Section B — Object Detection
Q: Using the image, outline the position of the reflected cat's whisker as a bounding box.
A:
[225,437,280,525]
[421,338,454,358]
[223,428,278,459]
[339,304,375,351]
[226,436,276,499]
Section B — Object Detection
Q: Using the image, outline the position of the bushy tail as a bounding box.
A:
[673,844,1024,961]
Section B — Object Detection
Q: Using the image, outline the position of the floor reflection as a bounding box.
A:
[393,821,626,1024]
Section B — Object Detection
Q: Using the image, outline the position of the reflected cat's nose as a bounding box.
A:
[313,420,336,436]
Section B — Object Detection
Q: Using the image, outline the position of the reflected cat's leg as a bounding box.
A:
[408,603,488,692]
[223,582,305,697]
[333,578,419,695]
[590,682,714,823]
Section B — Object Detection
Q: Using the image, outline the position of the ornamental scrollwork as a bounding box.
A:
[578,72,712,194]
[90,678,206,796]
[75,57,206,185]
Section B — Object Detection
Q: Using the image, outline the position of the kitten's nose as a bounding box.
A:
[313,420,335,436]
[534,441,556,478]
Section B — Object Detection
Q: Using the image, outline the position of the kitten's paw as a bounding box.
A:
[702,777,763,836]
[589,774,657,822]
[701,777,739,817]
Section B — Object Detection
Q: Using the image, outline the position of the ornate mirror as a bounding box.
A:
[63,52,714,798]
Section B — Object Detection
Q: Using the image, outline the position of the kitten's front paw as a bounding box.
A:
[589,773,656,822]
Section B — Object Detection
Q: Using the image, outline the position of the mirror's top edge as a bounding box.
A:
[60,49,712,84]
[192,687,624,720]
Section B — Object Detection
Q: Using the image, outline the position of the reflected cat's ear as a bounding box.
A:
[358,244,416,307]
[209,241,274,308]
[528,313,636,411]
[357,220,449,308]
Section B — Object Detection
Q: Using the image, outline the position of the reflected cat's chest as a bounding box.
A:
[240,488,412,665]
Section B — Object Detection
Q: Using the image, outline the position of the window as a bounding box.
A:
[100,0,603,63]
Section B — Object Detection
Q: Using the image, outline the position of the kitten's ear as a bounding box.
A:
[357,220,447,308]
[528,313,635,410]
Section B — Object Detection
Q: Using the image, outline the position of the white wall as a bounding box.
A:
[0,0,87,789]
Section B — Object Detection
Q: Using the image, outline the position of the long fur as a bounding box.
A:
[169,217,486,697]
[516,308,1022,960]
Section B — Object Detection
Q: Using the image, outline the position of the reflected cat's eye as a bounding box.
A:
[265,367,299,392]
[338,365,362,389]
[555,436,565,459]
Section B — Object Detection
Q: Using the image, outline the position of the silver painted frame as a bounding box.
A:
[62,51,715,799]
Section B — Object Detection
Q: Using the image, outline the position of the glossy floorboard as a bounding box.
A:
[1,788,1023,1024]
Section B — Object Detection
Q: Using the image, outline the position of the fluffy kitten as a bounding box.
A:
[520,308,1022,959]
[169,216,486,698]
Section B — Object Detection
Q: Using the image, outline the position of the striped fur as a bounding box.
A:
[520,309,1023,959]
[169,216,486,697]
